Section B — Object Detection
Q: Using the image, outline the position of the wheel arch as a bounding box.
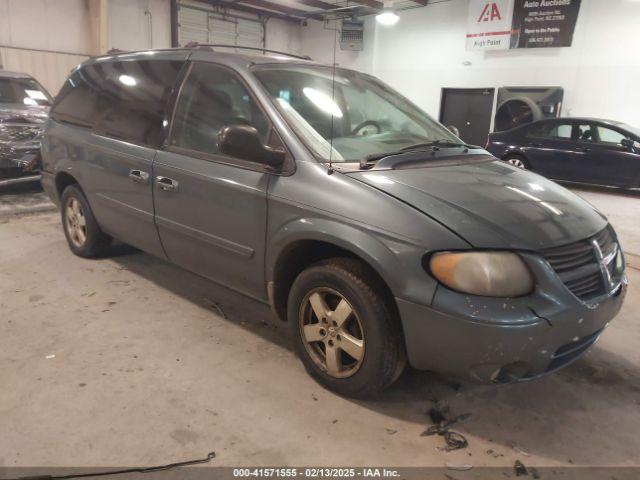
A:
[266,221,403,323]
[55,171,81,199]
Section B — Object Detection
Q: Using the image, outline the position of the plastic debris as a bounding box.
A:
[45,354,55,359]
[423,404,471,452]
[514,460,528,476]
[513,444,531,457]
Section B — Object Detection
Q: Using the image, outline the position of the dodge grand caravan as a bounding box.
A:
[41,46,627,397]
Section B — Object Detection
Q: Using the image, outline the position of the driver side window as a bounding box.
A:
[597,126,629,147]
[170,63,270,156]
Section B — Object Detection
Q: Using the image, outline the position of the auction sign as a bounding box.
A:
[466,0,514,50]
[510,0,582,48]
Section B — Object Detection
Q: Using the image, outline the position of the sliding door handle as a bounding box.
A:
[156,176,179,192]
[129,169,149,184]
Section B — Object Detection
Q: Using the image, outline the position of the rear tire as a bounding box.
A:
[504,153,529,169]
[288,258,406,398]
[60,184,111,258]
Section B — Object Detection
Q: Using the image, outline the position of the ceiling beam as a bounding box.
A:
[235,0,325,19]
[296,0,340,10]
[410,0,429,5]
[347,0,383,9]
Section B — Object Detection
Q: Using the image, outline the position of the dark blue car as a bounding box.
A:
[486,118,640,189]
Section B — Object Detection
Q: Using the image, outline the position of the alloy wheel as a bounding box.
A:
[299,287,365,379]
[65,197,87,248]
[507,158,526,169]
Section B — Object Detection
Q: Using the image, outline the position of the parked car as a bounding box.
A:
[486,118,640,189]
[0,70,51,186]
[41,47,627,397]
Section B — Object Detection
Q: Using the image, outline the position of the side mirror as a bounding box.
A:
[621,138,636,152]
[447,125,460,137]
[218,125,286,167]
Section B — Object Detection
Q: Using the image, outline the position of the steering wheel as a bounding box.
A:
[351,120,381,136]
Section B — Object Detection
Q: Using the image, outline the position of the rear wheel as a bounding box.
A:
[288,258,406,398]
[504,154,529,169]
[61,184,111,258]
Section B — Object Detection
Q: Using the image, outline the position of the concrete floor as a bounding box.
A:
[1,187,639,469]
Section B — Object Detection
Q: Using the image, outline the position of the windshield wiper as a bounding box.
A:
[359,140,476,169]
[401,139,476,150]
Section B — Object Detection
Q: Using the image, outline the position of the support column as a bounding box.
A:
[88,0,108,55]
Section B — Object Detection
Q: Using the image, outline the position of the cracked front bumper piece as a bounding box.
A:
[397,250,627,383]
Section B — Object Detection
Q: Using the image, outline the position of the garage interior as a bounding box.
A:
[1,0,640,476]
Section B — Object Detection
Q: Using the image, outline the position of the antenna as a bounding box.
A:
[327,21,339,175]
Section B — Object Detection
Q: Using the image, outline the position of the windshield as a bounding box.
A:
[0,77,52,106]
[620,123,640,139]
[253,65,459,162]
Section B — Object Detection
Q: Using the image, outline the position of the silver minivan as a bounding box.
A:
[42,46,626,397]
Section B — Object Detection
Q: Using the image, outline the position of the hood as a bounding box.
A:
[0,105,49,124]
[347,158,607,250]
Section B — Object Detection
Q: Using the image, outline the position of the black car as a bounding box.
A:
[0,70,51,186]
[486,118,640,189]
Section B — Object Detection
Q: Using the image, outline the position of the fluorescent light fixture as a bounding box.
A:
[119,74,137,86]
[376,0,399,26]
[302,87,343,118]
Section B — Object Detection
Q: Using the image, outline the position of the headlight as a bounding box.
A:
[429,251,534,297]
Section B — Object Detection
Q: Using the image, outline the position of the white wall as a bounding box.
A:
[298,0,640,127]
[266,17,303,56]
[108,0,172,51]
[0,0,91,54]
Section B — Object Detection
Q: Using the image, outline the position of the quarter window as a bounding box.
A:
[51,67,101,128]
[170,63,270,156]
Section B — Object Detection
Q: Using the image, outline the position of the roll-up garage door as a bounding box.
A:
[177,3,265,50]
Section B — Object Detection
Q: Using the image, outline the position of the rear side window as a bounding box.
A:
[52,60,183,148]
[169,63,270,156]
[526,122,572,140]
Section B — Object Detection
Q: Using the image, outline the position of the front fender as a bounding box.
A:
[266,216,439,306]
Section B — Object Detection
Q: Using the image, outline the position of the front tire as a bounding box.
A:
[504,154,529,169]
[288,258,406,398]
[60,184,111,258]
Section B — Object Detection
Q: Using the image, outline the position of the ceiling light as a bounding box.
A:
[376,0,399,26]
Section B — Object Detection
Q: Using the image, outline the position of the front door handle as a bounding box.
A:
[156,176,179,192]
[129,169,149,184]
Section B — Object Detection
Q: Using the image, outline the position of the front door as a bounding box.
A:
[439,88,495,146]
[153,62,273,300]
[574,123,640,187]
[521,120,576,180]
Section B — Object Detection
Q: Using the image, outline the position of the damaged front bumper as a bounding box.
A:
[0,143,42,184]
[397,251,627,383]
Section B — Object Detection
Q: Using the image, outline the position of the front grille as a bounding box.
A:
[541,226,620,301]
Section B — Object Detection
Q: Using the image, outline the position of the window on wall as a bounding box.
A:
[170,63,270,156]
[177,4,264,50]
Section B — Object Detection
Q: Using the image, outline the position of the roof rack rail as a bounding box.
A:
[184,42,312,60]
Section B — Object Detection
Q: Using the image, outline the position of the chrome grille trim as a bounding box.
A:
[541,226,620,301]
